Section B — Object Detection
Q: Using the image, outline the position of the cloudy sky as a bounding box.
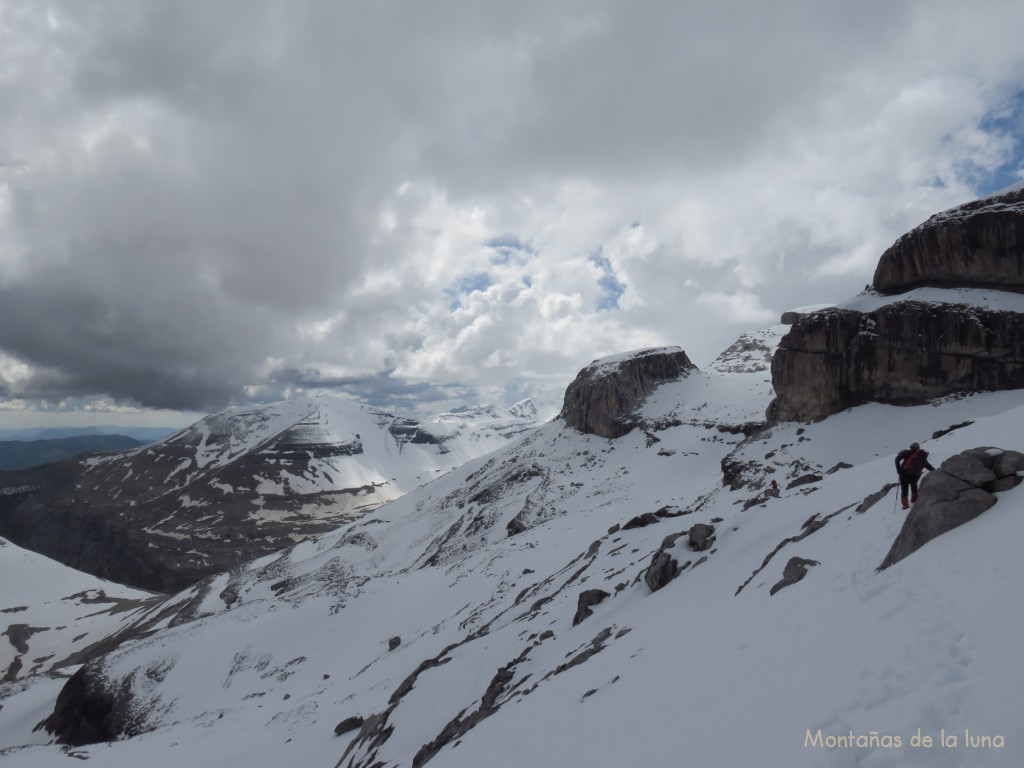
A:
[1,0,1023,427]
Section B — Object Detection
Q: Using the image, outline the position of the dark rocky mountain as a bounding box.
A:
[0,435,144,471]
[0,395,541,593]
[773,187,1024,421]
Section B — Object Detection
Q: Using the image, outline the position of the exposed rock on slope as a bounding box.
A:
[769,556,820,596]
[42,663,135,745]
[873,188,1024,294]
[559,347,697,438]
[879,447,1024,570]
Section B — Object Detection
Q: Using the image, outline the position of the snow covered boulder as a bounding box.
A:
[879,447,1024,570]
[559,347,697,438]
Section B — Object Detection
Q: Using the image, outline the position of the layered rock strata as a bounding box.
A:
[771,302,1024,422]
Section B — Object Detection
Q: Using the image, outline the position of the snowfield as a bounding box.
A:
[1,335,1022,767]
[841,286,1024,314]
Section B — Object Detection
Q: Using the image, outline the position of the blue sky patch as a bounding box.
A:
[974,89,1024,197]
[590,252,626,311]
[485,235,534,265]
[446,272,495,311]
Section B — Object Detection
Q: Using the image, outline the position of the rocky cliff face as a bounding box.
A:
[558,347,697,438]
[771,301,1024,421]
[772,189,1024,422]
[873,188,1024,294]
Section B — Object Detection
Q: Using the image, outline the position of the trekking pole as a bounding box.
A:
[892,486,899,514]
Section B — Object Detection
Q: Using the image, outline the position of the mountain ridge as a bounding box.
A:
[0,394,543,592]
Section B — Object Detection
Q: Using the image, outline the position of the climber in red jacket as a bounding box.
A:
[895,442,935,509]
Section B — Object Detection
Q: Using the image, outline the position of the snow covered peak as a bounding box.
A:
[507,398,541,420]
[706,325,789,374]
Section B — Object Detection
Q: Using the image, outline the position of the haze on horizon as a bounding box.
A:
[1,0,1023,429]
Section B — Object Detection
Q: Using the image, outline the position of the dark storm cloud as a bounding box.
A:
[271,367,477,410]
[0,258,288,410]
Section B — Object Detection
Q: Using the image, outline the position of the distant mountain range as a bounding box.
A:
[0,425,175,442]
[0,435,144,472]
[0,394,543,592]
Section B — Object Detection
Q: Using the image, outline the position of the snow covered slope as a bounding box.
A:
[0,537,158,685]
[2,332,1022,767]
[0,395,542,592]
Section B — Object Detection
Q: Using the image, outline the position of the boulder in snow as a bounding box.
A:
[879,447,1024,570]
[643,532,687,592]
[688,523,716,552]
[572,589,611,626]
[769,556,820,596]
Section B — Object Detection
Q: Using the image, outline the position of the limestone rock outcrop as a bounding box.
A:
[771,189,1024,422]
[771,302,1024,422]
[878,447,1024,570]
[873,188,1024,294]
[559,347,697,438]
